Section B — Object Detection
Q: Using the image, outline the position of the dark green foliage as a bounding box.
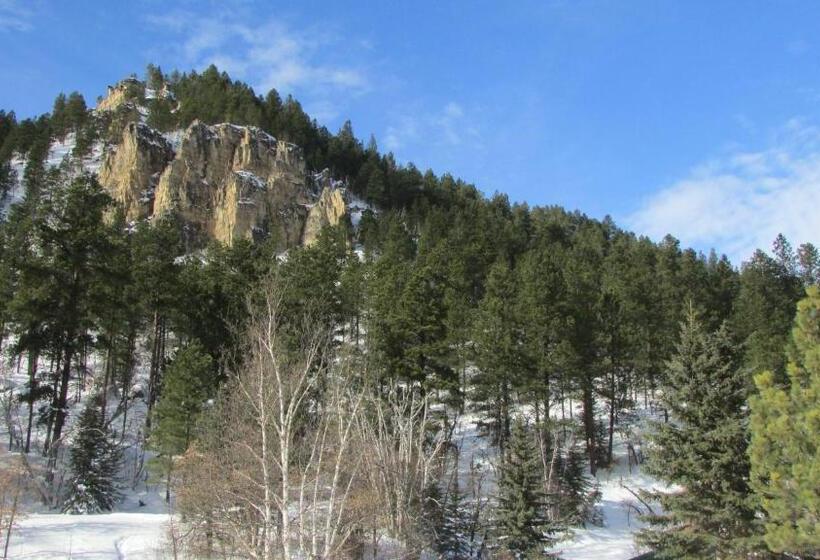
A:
[50,91,87,138]
[145,97,175,131]
[733,247,803,382]
[149,341,213,500]
[423,479,473,559]
[472,259,526,449]
[0,162,14,202]
[17,173,119,451]
[555,441,600,527]
[0,110,16,155]
[170,65,264,128]
[3,66,817,560]
[173,237,275,372]
[145,63,165,92]
[73,116,99,158]
[494,419,552,558]
[797,242,819,286]
[638,310,761,559]
[63,401,122,513]
[278,225,348,330]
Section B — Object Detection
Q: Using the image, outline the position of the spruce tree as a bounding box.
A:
[638,309,761,558]
[556,441,600,527]
[63,401,122,513]
[494,419,551,558]
[749,286,820,558]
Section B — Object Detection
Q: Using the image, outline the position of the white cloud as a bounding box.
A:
[0,0,33,31]
[384,101,480,152]
[628,119,820,264]
[144,11,369,98]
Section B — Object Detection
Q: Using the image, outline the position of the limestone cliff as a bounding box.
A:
[97,122,174,220]
[88,80,354,249]
[153,122,313,248]
[302,187,348,245]
[96,77,145,113]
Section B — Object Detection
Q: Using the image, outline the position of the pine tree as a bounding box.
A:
[749,286,820,558]
[638,309,761,558]
[149,341,213,502]
[733,249,803,382]
[63,401,122,513]
[797,242,819,286]
[472,259,525,450]
[494,419,552,558]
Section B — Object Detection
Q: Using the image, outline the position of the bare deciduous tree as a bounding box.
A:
[354,382,448,547]
[0,456,29,559]
[177,281,369,559]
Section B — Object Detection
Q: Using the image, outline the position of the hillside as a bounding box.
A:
[0,66,817,560]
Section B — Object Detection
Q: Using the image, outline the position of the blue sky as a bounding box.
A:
[1,0,818,262]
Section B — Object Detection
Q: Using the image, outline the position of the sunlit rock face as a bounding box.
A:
[98,122,174,221]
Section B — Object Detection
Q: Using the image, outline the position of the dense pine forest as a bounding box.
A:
[0,65,817,559]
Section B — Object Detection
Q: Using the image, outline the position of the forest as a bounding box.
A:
[0,65,817,559]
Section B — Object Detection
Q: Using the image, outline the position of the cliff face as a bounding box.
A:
[90,78,350,249]
[95,77,144,113]
[153,122,318,248]
[302,187,348,246]
[98,122,174,221]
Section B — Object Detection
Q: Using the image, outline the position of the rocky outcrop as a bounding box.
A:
[302,187,348,245]
[98,122,174,220]
[96,77,144,113]
[153,122,313,248]
[91,78,354,249]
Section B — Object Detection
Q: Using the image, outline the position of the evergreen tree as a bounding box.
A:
[34,173,115,453]
[63,401,122,513]
[494,419,552,558]
[145,63,165,92]
[427,478,472,559]
[132,215,183,420]
[749,286,820,558]
[555,437,600,527]
[472,259,525,449]
[797,242,819,286]
[733,249,803,382]
[149,341,213,502]
[50,93,67,137]
[772,233,796,275]
[638,309,761,559]
[64,92,88,130]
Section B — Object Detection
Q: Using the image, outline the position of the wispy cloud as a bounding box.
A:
[384,101,481,152]
[144,10,369,98]
[628,118,820,264]
[0,0,34,32]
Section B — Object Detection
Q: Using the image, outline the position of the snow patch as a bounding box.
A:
[46,133,77,168]
[161,129,185,152]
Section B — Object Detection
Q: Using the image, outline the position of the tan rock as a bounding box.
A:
[97,122,174,221]
[153,122,311,248]
[96,77,144,113]
[301,187,348,246]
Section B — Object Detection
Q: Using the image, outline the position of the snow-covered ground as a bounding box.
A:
[549,438,667,559]
[9,511,170,559]
[0,342,171,559]
[448,401,667,560]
